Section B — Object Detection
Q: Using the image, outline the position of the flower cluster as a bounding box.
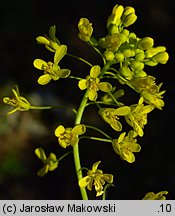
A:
[79,161,113,196]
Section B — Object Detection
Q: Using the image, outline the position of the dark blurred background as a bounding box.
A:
[0,0,174,200]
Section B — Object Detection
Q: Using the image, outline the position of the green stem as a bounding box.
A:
[73,90,89,200]
[67,53,93,67]
[107,92,121,106]
[86,125,112,140]
[80,136,112,143]
[30,105,77,114]
[57,151,72,162]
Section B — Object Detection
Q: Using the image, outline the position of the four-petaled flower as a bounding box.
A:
[78,65,112,101]
[35,147,58,177]
[54,124,86,148]
[33,45,70,85]
[99,106,131,131]
[112,130,141,163]
[79,161,113,197]
[143,191,168,200]
[3,86,31,115]
[125,97,154,136]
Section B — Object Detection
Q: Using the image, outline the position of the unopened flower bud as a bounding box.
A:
[122,49,135,58]
[144,60,158,66]
[107,4,124,27]
[105,33,121,52]
[137,37,154,50]
[119,66,133,80]
[152,51,169,64]
[114,52,124,62]
[145,46,166,58]
[123,13,137,27]
[122,6,135,17]
[103,50,115,61]
[130,60,144,70]
[135,51,145,61]
[78,18,93,42]
[119,33,128,43]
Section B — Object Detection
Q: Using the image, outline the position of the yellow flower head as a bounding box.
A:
[3,86,31,115]
[78,65,112,101]
[79,161,113,197]
[112,130,141,163]
[35,148,58,177]
[54,124,86,148]
[33,45,70,85]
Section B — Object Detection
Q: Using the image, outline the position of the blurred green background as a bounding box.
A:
[0,0,174,199]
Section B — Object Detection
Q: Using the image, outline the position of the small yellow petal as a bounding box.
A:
[33,59,47,70]
[55,125,65,137]
[78,79,87,90]
[38,74,51,85]
[79,176,91,188]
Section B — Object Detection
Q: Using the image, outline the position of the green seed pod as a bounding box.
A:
[152,51,169,64]
[114,52,125,62]
[123,13,137,27]
[137,37,154,50]
[145,46,166,58]
[103,50,115,61]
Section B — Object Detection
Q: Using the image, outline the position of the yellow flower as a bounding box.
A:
[35,148,58,177]
[33,45,70,85]
[3,86,30,115]
[112,130,141,163]
[79,161,113,196]
[125,97,154,136]
[143,191,168,200]
[78,65,112,101]
[54,124,86,148]
[99,106,131,131]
